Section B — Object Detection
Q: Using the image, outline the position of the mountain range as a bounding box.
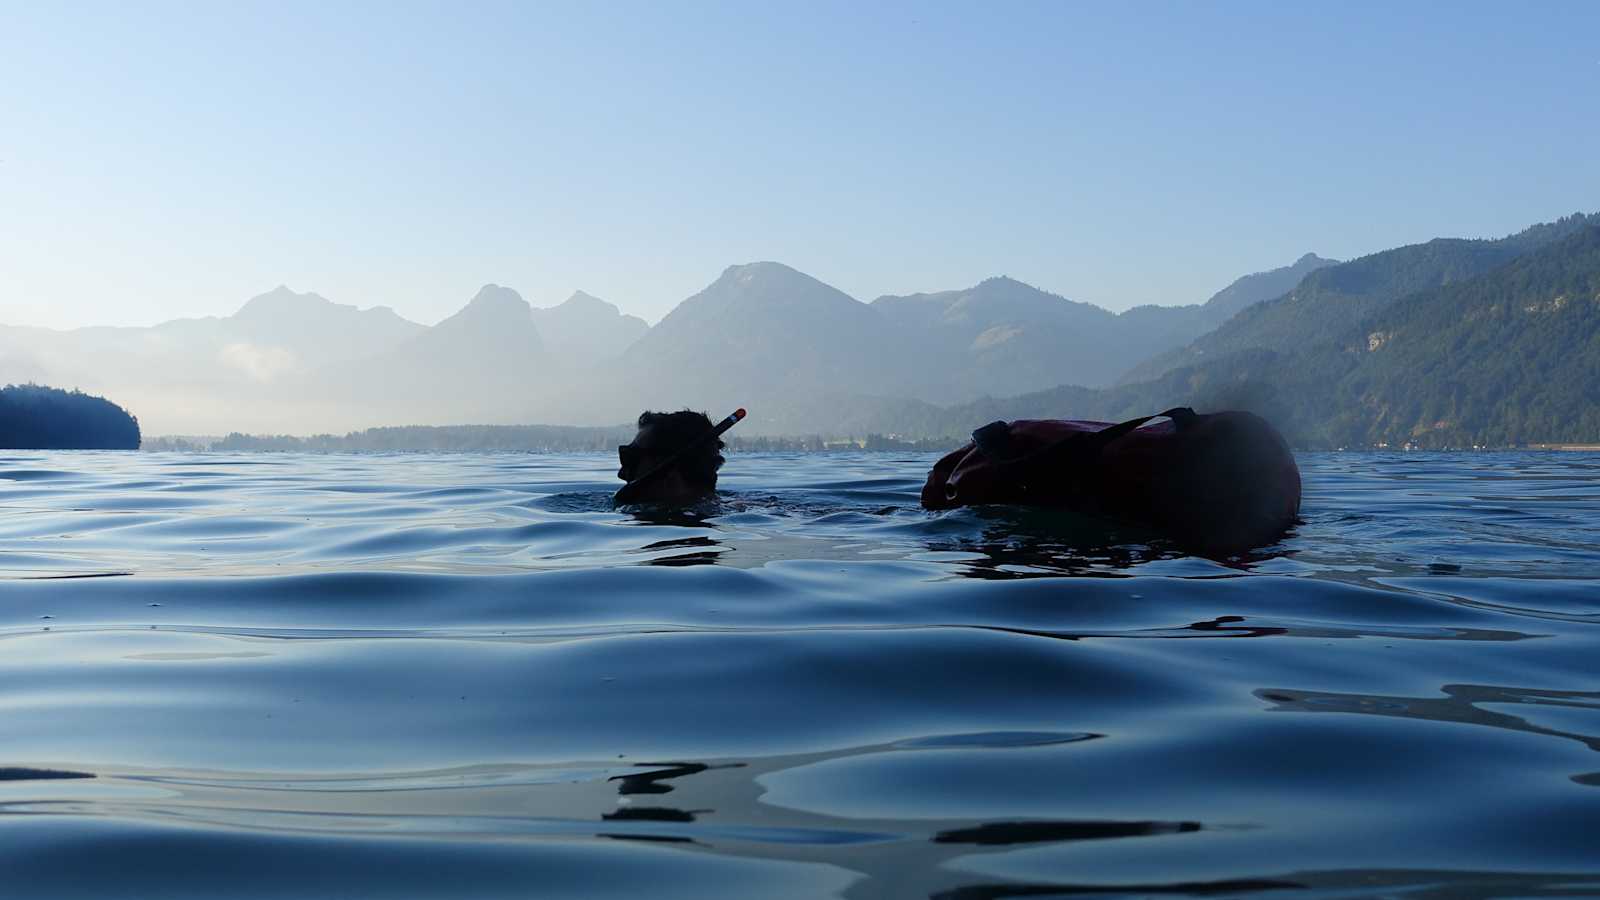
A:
[0,252,1334,435]
[5,210,1599,446]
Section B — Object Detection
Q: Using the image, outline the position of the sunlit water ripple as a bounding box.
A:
[0,450,1597,898]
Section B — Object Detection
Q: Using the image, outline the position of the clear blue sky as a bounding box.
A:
[3,1,1597,329]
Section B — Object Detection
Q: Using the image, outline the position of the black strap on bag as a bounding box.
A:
[951,407,1197,502]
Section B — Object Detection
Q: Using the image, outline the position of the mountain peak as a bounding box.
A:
[420,284,542,358]
[557,290,612,311]
[229,287,420,331]
[725,261,800,276]
[528,290,647,362]
[234,285,339,320]
[969,275,1075,302]
[542,290,645,328]
[691,262,857,310]
[718,261,801,286]
[462,284,531,317]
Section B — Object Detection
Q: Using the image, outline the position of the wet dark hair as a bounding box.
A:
[633,410,726,489]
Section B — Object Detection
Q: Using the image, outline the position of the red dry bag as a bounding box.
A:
[921,408,1300,556]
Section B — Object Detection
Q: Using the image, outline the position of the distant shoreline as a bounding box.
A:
[141,429,957,454]
[1527,443,1600,451]
[140,432,1600,454]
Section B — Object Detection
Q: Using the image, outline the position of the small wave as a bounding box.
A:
[0,450,1596,896]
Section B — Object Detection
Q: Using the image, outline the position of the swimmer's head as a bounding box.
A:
[617,410,725,503]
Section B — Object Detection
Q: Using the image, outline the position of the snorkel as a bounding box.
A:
[614,408,746,505]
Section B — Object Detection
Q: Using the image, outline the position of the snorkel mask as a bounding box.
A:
[616,441,646,481]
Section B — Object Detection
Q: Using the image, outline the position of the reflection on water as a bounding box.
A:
[931,819,1202,846]
[932,876,1306,898]
[1259,684,1600,754]
[611,761,741,795]
[0,450,1598,897]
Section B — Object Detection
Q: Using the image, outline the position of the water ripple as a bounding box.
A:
[0,449,1596,897]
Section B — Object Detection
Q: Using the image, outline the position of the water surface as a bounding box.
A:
[1,450,1597,898]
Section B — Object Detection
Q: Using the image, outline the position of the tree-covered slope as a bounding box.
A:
[1334,225,1600,446]
[1120,213,1600,384]
[0,384,141,449]
[938,226,1600,448]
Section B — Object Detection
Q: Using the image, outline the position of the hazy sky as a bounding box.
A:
[3,1,1597,330]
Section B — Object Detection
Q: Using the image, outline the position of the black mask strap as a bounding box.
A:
[952,408,1197,502]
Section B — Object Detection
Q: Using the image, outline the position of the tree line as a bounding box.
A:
[152,426,954,454]
[0,384,141,450]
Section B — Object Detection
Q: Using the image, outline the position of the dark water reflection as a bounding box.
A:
[0,450,1597,897]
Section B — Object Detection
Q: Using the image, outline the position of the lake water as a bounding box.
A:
[0,450,1597,898]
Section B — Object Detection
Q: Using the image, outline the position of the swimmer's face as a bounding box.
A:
[617,424,711,504]
[617,424,669,483]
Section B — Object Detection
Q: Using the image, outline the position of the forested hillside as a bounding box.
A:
[1122,213,1600,384]
[1334,225,1600,446]
[945,226,1600,448]
[0,384,141,449]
